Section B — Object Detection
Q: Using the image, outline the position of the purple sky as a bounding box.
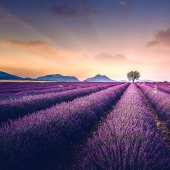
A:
[0,0,170,80]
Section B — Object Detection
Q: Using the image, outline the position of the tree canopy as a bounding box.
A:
[127,71,140,82]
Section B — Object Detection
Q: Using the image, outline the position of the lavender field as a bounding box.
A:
[0,82,170,170]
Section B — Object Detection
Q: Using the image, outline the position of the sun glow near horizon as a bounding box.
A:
[0,1,170,81]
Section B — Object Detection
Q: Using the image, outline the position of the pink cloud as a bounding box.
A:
[119,1,127,5]
[147,28,170,50]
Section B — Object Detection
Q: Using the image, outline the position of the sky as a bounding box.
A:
[0,0,170,81]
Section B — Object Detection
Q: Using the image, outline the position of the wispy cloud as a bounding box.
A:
[1,39,79,59]
[94,52,127,61]
[2,39,50,48]
[111,0,131,19]
[147,28,170,50]
[50,1,99,18]
[2,39,57,55]
[119,1,127,6]
[0,7,14,23]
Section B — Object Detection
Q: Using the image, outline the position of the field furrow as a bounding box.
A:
[136,85,170,149]
[0,82,114,99]
[76,83,170,170]
[0,83,129,170]
[137,83,170,131]
[145,82,170,94]
[0,83,117,124]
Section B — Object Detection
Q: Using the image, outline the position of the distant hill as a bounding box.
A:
[0,71,23,80]
[37,74,79,82]
[138,79,154,82]
[24,77,35,80]
[120,80,128,82]
[85,74,115,82]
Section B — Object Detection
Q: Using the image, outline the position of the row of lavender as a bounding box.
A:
[0,82,121,97]
[0,82,68,92]
[0,83,129,170]
[0,82,121,92]
[1,82,114,89]
[0,83,120,124]
[0,86,77,100]
[145,82,170,94]
[77,84,170,170]
[137,83,170,130]
[0,82,119,101]
[0,82,93,90]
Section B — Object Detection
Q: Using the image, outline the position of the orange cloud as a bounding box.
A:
[94,53,127,61]
[1,38,80,59]
[0,38,87,78]
[2,39,49,47]
[1,39,57,56]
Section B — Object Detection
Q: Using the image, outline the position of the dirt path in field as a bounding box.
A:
[64,106,116,170]
[53,85,170,170]
[137,86,170,149]
[50,86,129,170]
[55,107,120,170]
[51,84,170,170]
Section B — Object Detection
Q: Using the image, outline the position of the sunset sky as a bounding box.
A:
[0,0,170,81]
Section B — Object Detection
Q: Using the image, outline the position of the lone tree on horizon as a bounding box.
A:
[127,71,140,82]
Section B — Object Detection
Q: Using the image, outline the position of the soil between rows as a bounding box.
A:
[22,84,170,170]
[43,87,128,170]
[137,86,170,149]
[54,85,170,170]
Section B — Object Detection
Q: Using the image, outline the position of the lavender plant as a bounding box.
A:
[0,83,116,124]
[146,82,170,94]
[77,84,170,170]
[137,83,170,130]
[0,83,129,170]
